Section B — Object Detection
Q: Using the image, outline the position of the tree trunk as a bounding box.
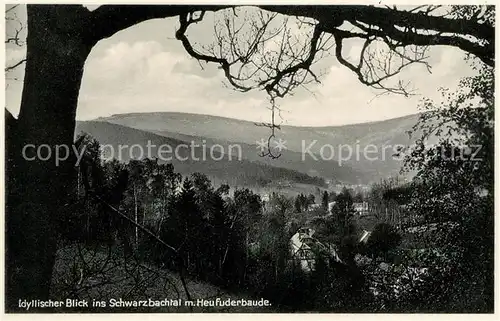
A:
[5,6,94,311]
[134,183,139,249]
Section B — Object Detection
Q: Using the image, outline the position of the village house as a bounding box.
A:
[289,227,342,272]
[353,201,369,215]
[359,230,372,244]
[328,201,336,213]
[307,203,321,212]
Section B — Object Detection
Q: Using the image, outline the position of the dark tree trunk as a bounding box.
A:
[5,5,94,311]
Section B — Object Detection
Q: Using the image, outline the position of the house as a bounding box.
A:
[290,228,316,272]
[328,201,336,213]
[353,202,369,215]
[289,227,342,272]
[328,201,368,215]
[307,203,321,211]
[359,230,372,244]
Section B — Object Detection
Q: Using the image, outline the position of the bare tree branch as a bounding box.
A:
[5,5,26,74]
[6,4,19,14]
[255,96,283,159]
[259,5,494,43]
[88,5,231,42]
[175,11,252,92]
[87,5,493,65]
[5,58,26,72]
[161,5,492,157]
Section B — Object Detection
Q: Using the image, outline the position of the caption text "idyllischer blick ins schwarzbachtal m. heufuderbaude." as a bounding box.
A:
[18,298,272,310]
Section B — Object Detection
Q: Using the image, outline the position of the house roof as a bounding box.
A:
[359,230,372,243]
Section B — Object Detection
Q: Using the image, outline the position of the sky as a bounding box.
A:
[5,5,477,126]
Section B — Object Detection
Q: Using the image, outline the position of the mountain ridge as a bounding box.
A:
[93,111,421,130]
[92,111,425,180]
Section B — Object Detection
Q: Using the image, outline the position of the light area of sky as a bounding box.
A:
[5,5,478,126]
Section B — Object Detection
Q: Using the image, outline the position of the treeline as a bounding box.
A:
[217,162,327,188]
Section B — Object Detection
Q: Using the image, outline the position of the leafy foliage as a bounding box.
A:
[365,223,402,260]
[398,57,494,311]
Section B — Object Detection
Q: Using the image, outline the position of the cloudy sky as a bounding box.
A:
[5,5,477,126]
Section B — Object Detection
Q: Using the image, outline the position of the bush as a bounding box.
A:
[366,223,401,260]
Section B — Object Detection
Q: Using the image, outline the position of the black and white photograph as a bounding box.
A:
[3,2,495,314]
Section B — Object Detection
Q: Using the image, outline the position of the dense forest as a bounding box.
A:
[45,58,494,313]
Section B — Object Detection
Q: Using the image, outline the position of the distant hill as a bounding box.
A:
[75,121,327,189]
[145,129,367,183]
[95,112,429,181]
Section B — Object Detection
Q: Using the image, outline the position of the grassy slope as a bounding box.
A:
[51,245,275,313]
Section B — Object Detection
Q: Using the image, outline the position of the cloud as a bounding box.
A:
[271,44,476,126]
[78,39,259,120]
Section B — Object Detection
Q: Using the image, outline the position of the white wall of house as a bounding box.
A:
[289,228,343,272]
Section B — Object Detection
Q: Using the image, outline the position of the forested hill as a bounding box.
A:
[75,121,326,188]
[94,112,427,181]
